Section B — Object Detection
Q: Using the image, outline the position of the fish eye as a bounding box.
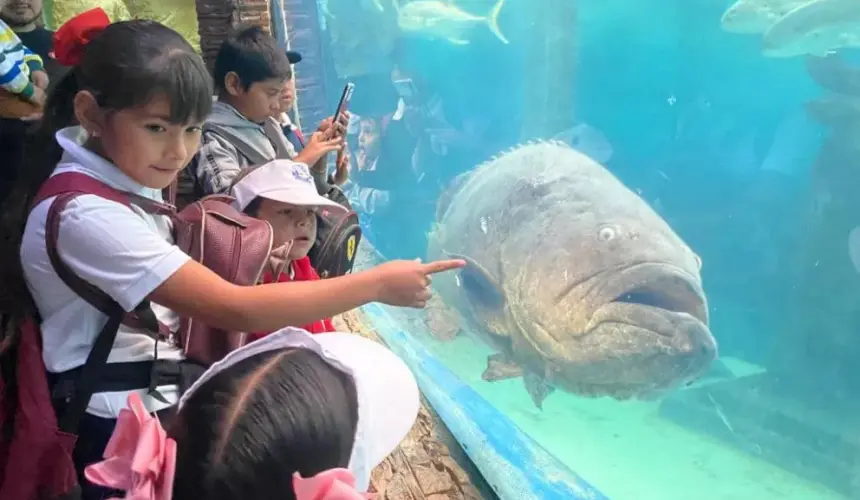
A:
[694,254,702,270]
[597,225,617,242]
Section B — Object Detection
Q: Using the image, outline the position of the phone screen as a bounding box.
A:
[393,78,416,99]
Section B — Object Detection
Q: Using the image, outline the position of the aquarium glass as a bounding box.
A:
[308,0,858,498]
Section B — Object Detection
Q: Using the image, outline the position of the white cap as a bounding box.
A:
[230,160,348,215]
[177,328,420,491]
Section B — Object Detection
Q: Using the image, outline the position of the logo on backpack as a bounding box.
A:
[346,235,356,261]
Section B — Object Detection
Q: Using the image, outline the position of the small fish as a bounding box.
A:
[551,123,614,164]
[394,0,509,46]
[848,226,860,273]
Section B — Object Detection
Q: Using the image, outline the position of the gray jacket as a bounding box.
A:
[184,102,327,197]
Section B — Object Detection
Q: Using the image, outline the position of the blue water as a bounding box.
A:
[298,0,859,498]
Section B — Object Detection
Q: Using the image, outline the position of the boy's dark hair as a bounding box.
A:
[169,347,359,500]
[213,25,292,91]
[0,19,213,320]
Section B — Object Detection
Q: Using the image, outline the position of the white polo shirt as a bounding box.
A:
[20,127,190,419]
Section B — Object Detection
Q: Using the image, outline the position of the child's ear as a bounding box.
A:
[224,72,244,97]
[73,90,105,137]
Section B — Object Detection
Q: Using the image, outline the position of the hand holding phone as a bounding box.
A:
[332,82,354,167]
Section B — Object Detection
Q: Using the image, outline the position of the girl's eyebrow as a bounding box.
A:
[144,112,173,121]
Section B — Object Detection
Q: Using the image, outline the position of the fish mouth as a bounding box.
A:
[599,262,709,326]
[552,263,716,398]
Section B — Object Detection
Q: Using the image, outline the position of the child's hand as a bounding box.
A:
[295,131,344,167]
[27,86,46,107]
[370,258,466,308]
[31,70,49,90]
[332,146,350,185]
[318,112,350,139]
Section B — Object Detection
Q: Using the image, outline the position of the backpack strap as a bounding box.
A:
[29,174,130,432]
[34,173,133,316]
[33,172,173,336]
[57,301,125,432]
[33,173,180,425]
[203,121,273,166]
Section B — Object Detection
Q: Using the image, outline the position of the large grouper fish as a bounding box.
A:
[425,141,718,409]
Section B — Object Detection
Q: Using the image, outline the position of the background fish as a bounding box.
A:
[426,141,717,408]
[721,0,808,34]
[394,0,509,45]
[762,0,860,57]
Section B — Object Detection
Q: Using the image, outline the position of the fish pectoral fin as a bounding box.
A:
[523,372,554,410]
[444,253,506,312]
[482,353,524,381]
[447,37,470,45]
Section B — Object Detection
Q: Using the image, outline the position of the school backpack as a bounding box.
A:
[34,172,273,366]
[0,172,273,499]
[308,185,362,279]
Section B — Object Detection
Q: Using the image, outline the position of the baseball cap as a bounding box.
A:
[286,50,302,64]
[178,328,420,491]
[231,160,348,215]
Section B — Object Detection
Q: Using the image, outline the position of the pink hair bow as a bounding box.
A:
[293,469,376,500]
[84,393,177,500]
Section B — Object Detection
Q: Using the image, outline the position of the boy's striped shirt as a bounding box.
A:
[0,19,44,98]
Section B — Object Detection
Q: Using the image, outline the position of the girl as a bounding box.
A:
[84,327,420,499]
[0,9,461,499]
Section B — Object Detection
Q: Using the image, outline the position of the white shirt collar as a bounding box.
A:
[54,126,165,201]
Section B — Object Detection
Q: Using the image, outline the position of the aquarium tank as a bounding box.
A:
[292,0,860,498]
[46,0,860,497]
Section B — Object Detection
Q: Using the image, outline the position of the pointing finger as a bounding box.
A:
[422,259,466,275]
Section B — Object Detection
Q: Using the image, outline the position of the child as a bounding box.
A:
[191,25,343,197]
[272,59,350,187]
[0,5,46,118]
[84,327,420,499]
[230,160,343,338]
[1,10,462,500]
[273,49,303,152]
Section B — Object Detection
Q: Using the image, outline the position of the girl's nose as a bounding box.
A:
[167,138,188,161]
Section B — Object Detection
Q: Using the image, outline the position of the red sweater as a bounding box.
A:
[248,257,336,342]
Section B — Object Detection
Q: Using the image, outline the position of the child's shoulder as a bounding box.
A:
[0,19,19,43]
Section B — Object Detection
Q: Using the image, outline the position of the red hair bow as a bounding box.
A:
[52,8,111,66]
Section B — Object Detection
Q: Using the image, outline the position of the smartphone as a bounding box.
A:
[332,82,355,169]
[393,78,417,99]
[334,82,355,119]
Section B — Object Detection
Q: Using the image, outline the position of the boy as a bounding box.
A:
[189,25,343,199]
[0,12,46,118]
[231,159,345,337]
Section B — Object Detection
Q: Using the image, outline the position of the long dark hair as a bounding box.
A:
[0,20,213,321]
[169,347,359,500]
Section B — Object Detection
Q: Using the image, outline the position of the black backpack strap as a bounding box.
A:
[57,300,124,433]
